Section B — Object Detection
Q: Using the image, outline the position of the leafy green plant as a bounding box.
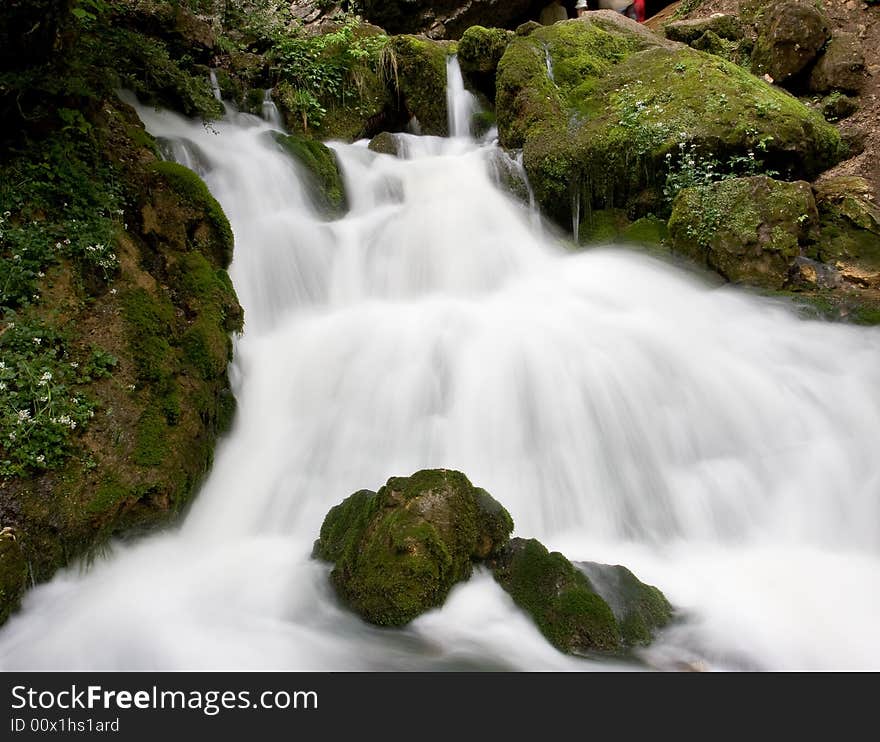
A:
[0,317,108,476]
[270,15,388,132]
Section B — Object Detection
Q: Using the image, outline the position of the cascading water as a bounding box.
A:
[446,55,477,138]
[261,89,284,128]
[1,65,880,672]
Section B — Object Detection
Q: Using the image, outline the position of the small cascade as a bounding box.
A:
[571,181,581,243]
[209,69,223,102]
[446,54,477,138]
[261,89,284,128]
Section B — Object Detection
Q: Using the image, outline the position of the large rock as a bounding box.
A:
[496,13,844,226]
[751,1,830,84]
[809,33,866,94]
[269,133,347,217]
[663,14,744,44]
[668,175,819,288]
[813,176,880,272]
[389,35,452,135]
[361,0,548,39]
[491,538,673,654]
[458,25,514,99]
[577,561,674,646]
[313,470,514,626]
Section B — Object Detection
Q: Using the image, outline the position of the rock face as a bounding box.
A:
[809,33,866,94]
[270,133,347,217]
[360,0,548,39]
[492,538,621,653]
[313,470,514,626]
[491,538,673,653]
[577,561,674,646]
[668,176,819,288]
[458,25,514,98]
[368,131,402,156]
[813,176,880,271]
[751,1,830,84]
[389,35,452,136]
[496,13,844,226]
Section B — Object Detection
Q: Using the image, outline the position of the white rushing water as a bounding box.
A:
[2,63,880,672]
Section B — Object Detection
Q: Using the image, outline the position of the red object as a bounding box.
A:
[634,0,645,22]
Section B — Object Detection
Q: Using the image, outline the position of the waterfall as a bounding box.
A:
[446,55,477,138]
[209,69,222,102]
[261,88,283,128]
[1,84,880,671]
[544,43,555,84]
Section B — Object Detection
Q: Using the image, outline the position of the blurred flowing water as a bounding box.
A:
[1,62,879,671]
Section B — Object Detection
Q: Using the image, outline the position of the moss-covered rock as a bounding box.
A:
[491,538,622,654]
[751,1,830,84]
[821,92,858,122]
[668,175,819,288]
[389,35,451,136]
[813,176,880,272]
[270,132,347,217]
[577,561,673,646]
[458,26,514,99]
[0,529,28,625]
[147,161,234,265]
[313,469,514,626]
[368,131,401,156]
[663,14,743,44]
[809,32,866,95]
[496,13,844,227]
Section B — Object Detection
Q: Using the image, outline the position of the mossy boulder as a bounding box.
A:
[496,13,844,227]
[751,1,830,84]
[577,561,674,646]
[147,161,234,266]
[458,25,514,99]
[813,176,880,272]
[389,35,451,136]
[269,132,347,217]
[368,131,401,156]
[0,529,28,625]
[313,469,514,626]
[492,538,625,655]
[663,14,743,44]
[809,33,866,95]
[821,92,858,122]
[668,175,819,288]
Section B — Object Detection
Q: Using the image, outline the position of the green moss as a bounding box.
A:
[621,215,669,246]
[497,19,845,227]
[87,478,131,516]
[134,404,171,467]
[0,533,28,624]
[314,469,513,626]
[270,133,347,218]
[122,288,176,383]
[458,26,513,74]
[149,161,234,266]
[668,176,817,288]
[390,35,450,136]
[492,538,621,654]
[578,562,673,646]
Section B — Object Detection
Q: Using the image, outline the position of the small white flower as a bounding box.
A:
[70,362,79,369]
[35,454,45,463]
[39,371,52,383]
[12,254,20,261]
[110,288,118,295]
[33,337,41,345]
[55,242,62,249]
[37,271,45,278]
[17,409,31,423]
[0,382,6,391]
[3,211,10,218]
[69,420,77,430]
[7,432,15,441]
[0,361,5,369]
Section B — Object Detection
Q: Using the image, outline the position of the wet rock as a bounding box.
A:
[368,131,401,156]
[668,176,819,289]
[313,469,514,626]
[813,176,880,271]
[821,92,858,121]
[788,256,843,289]
[0,528,28,625]
[270,132,347,217]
